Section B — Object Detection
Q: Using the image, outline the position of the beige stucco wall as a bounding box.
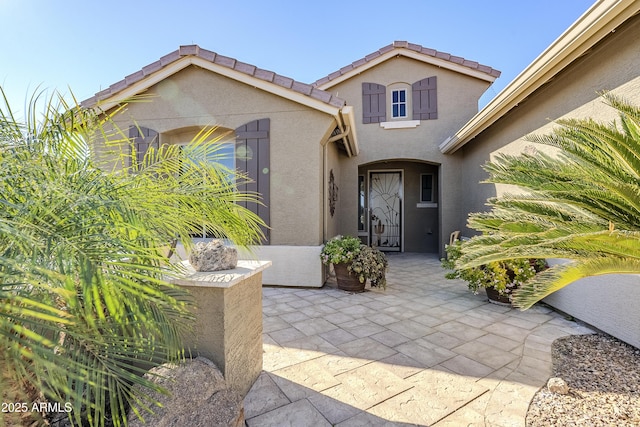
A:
[325,56,492,253]
[107,65,337,246]
[458,14,640,347]
[461,15,640,226]
[543,264,640,349]
[324,136,344,240]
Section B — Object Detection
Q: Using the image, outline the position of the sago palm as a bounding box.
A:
[456,93,640,309]
[0,88,265,426]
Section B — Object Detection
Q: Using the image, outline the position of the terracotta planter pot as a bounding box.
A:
[485,287,513,306]
[333,263,365,292]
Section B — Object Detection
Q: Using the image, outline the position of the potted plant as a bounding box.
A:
[349,245,388,290]
[442,241,546,305]
[320,235,388,292]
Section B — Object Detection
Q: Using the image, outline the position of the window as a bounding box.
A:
[362,78,438,124]
[358,175,366,231]
[215,143,236,173]
[179,142,236,180]
[179,142,236,239]
[387,83,412,122]
[391,89,407,118]
[420,174,434,202]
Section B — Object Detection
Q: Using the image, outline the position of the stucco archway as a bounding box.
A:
[358,159,440,253]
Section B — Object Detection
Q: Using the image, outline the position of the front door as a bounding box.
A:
[369,171,402,251]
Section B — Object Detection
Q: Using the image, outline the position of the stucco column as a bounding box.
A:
[170,260,271,396]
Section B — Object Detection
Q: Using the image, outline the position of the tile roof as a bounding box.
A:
[81,45,346,109]
[312,41,501,87]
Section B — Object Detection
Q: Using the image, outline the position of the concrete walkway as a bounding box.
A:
[244,253,593,426]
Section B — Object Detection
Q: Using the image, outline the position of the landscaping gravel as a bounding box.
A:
[526,333,640,426]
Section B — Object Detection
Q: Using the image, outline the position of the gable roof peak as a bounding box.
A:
[313,41,501,88]
[82,44,346,111]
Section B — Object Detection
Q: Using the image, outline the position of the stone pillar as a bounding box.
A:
[171,260,270,397]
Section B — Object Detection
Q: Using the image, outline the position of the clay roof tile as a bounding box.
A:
[312,41,500,87]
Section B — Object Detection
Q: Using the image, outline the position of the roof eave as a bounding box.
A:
[83,52,345,117]
[316,49,498,91]
[440,0,640,154]
[341,106,359,157]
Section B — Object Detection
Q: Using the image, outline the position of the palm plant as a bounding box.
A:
[0,88,265,426]
[455,93,640,309]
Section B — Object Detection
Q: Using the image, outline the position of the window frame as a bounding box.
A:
[358,174,366,232]
[177,140,237,239]
[420,173,434,203]
[177,141,236,177]
[387,83,411,121]
[391,88,407,118]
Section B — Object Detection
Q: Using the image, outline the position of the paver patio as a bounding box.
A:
[244,253,594,426]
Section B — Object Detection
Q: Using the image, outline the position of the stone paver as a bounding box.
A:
[245,253,595,426]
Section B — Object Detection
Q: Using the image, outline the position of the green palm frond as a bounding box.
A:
[512,257,640,309]
[457,93,640,309]
[0,87,266,426]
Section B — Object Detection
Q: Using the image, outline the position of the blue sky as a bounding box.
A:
[1,0,595,114]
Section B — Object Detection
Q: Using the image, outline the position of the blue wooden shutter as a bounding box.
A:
[128,126,159,169]
[235,119,270,244]
[412,77,437,120]
[362,83,386,124]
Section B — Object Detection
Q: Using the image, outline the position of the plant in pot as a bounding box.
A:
[442,241,547,305]
[321,235,388,292]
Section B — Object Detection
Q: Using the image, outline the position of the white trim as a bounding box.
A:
[237,245,326,287]
[340,105,360,156]
[380,120,421,129]
[316,49,498,90]
[417,202,438,208]
[171,243,324,287]
[439,0,640,154]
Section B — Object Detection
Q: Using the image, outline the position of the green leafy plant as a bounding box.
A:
[453,93,640,309]
[320,235,362,265]
[0,88,265,427]
[442,242,545,297]
[348,245,388,289]
[320,236,388,289]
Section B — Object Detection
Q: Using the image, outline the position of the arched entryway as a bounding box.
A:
[358,160,440,253]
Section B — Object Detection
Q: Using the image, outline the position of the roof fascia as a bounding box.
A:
[341,106,359,156]
[316,49,498,91]
[93,56,342,117]
[440,0,640,154]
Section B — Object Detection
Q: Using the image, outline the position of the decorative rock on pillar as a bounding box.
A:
[170,260,271,397]
[189,239,238,271]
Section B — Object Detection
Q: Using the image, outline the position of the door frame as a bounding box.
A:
[368,169,404,252]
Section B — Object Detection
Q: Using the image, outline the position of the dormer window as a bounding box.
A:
[388,83,411,120]
[362,77,437,124]
[391,89,407,118]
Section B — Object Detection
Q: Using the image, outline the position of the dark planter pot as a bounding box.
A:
[485,287,513,306]
[334,263,365,292]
